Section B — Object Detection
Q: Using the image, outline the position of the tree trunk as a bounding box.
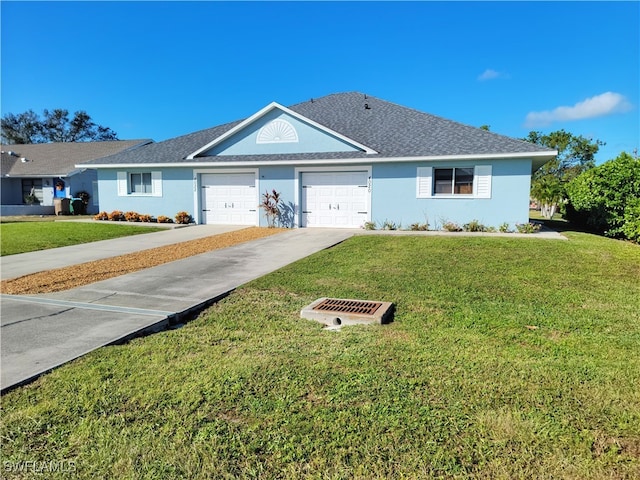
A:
[541,203,557,219]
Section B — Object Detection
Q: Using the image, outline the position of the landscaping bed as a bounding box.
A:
[1,227,284,294]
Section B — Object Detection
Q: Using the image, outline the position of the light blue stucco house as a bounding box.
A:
[77,92,556,229]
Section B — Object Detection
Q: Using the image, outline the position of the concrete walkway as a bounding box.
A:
[0,224,248,280]
[1,227,355,392]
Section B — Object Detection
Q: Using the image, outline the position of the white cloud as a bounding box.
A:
[478,69,502,81]
[524,92,633,128]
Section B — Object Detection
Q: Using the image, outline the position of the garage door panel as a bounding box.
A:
[201,173,257,225]
[301,171,369,228]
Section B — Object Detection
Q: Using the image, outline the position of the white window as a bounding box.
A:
[434,167,474,195]
[130,173,152,193]
[117,171,162,197]
[417,165,492,198]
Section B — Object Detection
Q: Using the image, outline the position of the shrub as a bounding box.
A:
[381,219,399,230]
[139,214,153,223]
[442,222,462,232]
[94,211,109,221]
[499,222,511,233]
[516,222,542,234]
[24,193,39,205]
[108,210,125,221]
[124,211,140,222]
[362,221,377,230]
[565,152,640,239]
[409,222,429,231]
[157,215,173,224]
[622,197,640,243]
[463,219,487,232]
[75,191,91,204]
[175,211,193,224]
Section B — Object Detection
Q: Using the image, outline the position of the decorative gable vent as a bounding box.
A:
[256,119,298,144]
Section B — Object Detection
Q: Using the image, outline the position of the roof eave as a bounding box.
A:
[531,150,558,173]
[78,150,557,169]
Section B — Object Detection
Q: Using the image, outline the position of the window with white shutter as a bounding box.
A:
[117,171,162,196]
[417,165,492,198]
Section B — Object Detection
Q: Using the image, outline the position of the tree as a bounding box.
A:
[565,152,640,240]
[1,109,118,144]
[530,174,564,220]
[0,110,42,144]
[524,129,604,218]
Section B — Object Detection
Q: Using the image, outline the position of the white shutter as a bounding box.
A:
[474,165,492,198]
[151,171,162,197]
[117,172,128,196]
[416,167,433,198]
[92,181,99,205]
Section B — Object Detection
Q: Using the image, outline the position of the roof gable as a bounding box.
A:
[186,102,377,159]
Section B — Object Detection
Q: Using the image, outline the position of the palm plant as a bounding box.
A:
[260,190,281,227]
[531,174,564,219]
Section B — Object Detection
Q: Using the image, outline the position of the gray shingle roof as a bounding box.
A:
[289,93,553,157]
[79,92,554,167]
[1,140,152,177]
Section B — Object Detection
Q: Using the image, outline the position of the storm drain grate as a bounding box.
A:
[312,298,383,316]
[301,298,394,328]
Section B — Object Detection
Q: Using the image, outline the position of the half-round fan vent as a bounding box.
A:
[256,119,299,144]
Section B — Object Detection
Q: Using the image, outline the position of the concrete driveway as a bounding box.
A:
[1,227,355,392]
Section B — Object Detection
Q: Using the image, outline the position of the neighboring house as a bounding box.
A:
[77,92,556,229]
[1,140,152,216]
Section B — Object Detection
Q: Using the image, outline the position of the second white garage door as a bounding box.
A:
[301,171,369,228]
[201,173,257,225]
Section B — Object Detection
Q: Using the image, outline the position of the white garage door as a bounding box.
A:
[201,173,257,225]
[301,171,369,228]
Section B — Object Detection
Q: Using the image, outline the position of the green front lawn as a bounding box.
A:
[2,230,639,478]
[0,221,165,256]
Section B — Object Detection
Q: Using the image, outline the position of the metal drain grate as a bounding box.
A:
[301,297,394,327]
[312,298,382,316]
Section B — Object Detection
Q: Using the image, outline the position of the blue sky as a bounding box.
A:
[1,1,638,163]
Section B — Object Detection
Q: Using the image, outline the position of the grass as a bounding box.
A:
[1,229,639,478]
[0,220,165,256]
